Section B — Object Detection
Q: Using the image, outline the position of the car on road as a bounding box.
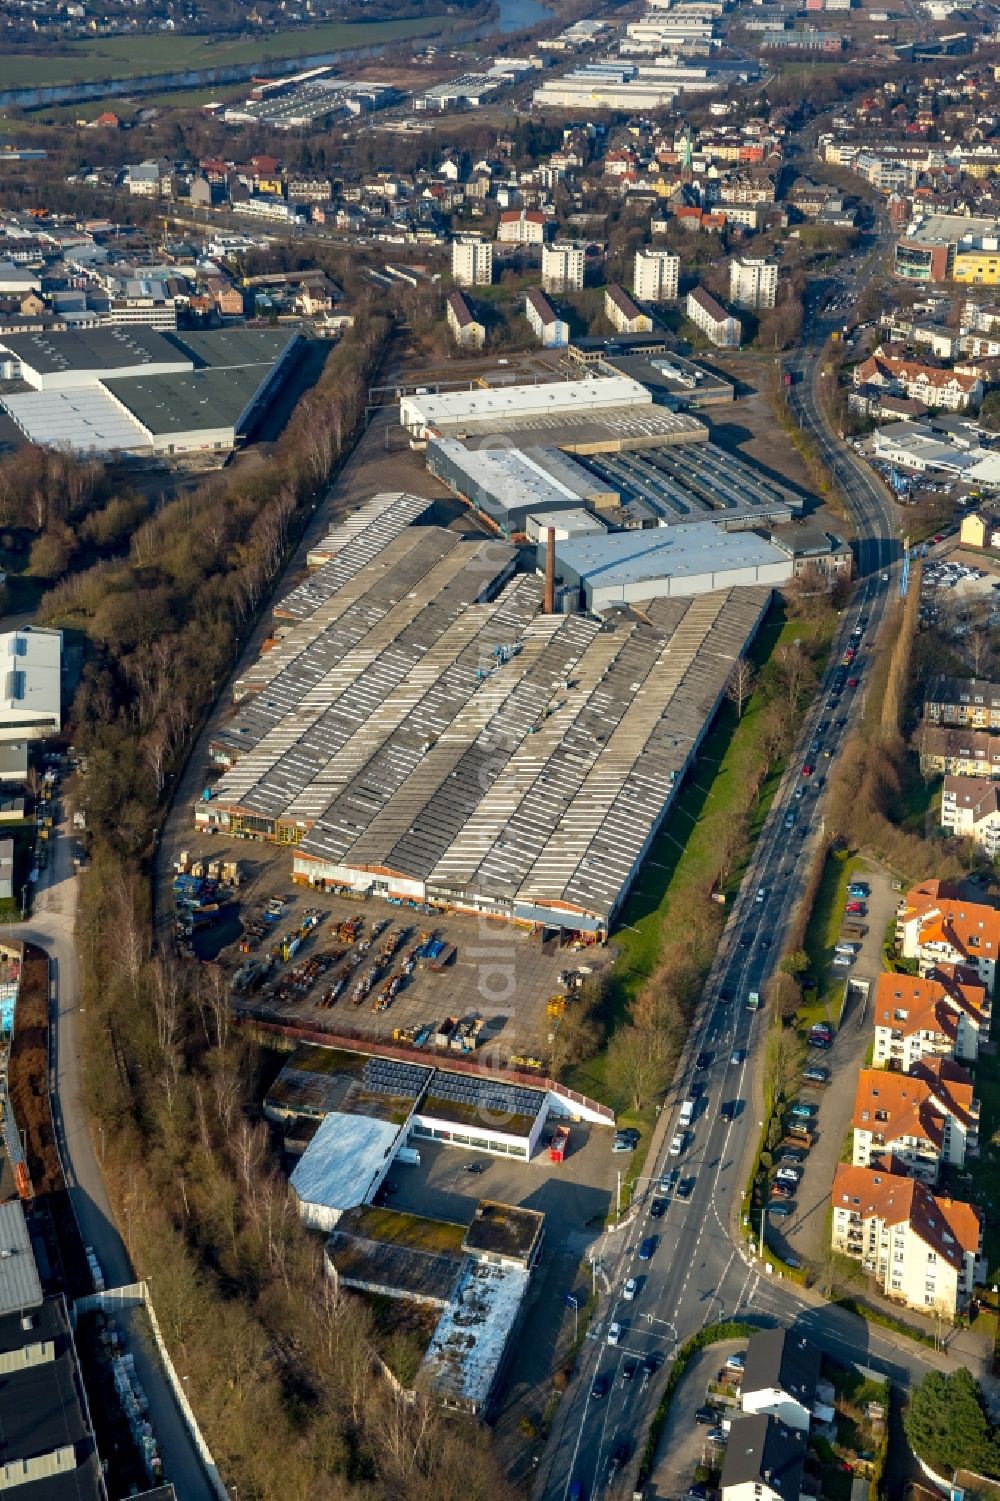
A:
[669,1132,686,1156]
[739,934,752,948]
[638,1235,657,1261]
[802,763,814,777]
[759,938,770,950]
[643,1351,663,1378]
[756,886,767,902]
[660,1168,680,1195]
[622,1358,638,1383]
[785,812,795,828]
[847,676,859,688]
[803,1066,830,1086]
[696,1050,712,1069]
[720,1099,742,1122]
[730,1048,744,1065]
[790,1101,817,1120]
[607,1321,622,1346]
[568,1482,584,1501]
[695,1407,717,1425]
[768,1200,794,1218]
[650,1197,667,1220]
[591,1373,609,1400]
[623,1278,638,1301]
[608,1441,630,1476]
[677,1177,696,1201]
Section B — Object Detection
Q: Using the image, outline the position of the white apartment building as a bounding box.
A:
[832,1163,983,1317]
[542,241,585,292]
[633,247,680,302]
[852,1062,979,1182]
[872,968,990,1067]
[451,236,494,287]
[896,880,1000,989]
[729,256,778,309]
[446,291,486,350]
[940,774,1000,854]
[686,286,741,347]
[524,289,569,348]
[497,210,546,245]
[605,285,652,334]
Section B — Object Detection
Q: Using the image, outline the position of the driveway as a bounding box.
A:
[772,863,896,1266]
[648,1338,744,1500]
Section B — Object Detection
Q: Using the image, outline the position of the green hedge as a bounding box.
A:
[638,1320,755,1482]
[833,1295,936,1348]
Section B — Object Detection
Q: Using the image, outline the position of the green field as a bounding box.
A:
[0,16,449,90]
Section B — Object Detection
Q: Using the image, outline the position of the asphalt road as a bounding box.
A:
[537,234,924,1501]
[13,800,218,1501]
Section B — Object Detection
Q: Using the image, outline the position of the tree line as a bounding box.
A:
[37,316,515,1499]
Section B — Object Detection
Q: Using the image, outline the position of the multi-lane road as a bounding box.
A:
[538,247,931,1500]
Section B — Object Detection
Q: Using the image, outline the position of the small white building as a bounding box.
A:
[721,1413,807,1501]
[739,1329,820,1433]
[0,628,60,743]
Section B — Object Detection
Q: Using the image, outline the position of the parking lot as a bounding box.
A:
[181,841,610,1068]
[648,1339,744,1500]
[766,863,896,1267]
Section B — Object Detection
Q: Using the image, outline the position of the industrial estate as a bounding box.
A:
[1,0,1000,1498]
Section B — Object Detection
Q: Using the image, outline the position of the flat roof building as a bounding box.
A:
[0,627,61,742]
[426,437,604,536]
[551,522,791,610]
[0,326,189,391]
[399,375,653,440]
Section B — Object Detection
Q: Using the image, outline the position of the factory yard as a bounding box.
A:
[185,848,605,1067]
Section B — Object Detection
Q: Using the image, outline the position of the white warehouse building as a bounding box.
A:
[0,627,61,743]
[399,375,653,440]
[548,521,792,611]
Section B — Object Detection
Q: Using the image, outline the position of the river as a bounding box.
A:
[0,0,552,108]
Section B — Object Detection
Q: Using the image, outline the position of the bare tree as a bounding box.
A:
[726,657,757,718]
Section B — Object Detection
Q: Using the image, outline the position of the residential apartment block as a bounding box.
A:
[446,291,486,350]
[633,247,680,302]
[919,726,1000,779]
[896,880,1000,989]
[940,775,1000,854]
[729,256,778,309]
[497,209,546,245]
[832,1163,983,1317]
[872,967,990,1067]
[541,241,585,292]
[854,355,983,411]
[605,284,653,334]
[851,1061,979,1182]
[686,286,742,347]
[524,289,569,348]
[451,236,493,287]
[925,675,1000,730]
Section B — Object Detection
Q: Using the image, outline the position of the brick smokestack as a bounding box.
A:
[544,526,555,614]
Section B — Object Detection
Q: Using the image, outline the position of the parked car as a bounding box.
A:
[790,1102,817,1120]
[772,1180,795,1200]
[695,1407,717,1426]
[769,1200,794,1218]
[776,1166,801,1185]
[725,1353,745,1371]
[706,1428,726,1445]
[464,1160,487,1174]
[803,1066,829,1085]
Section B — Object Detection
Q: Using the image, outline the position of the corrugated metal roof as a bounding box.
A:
[0,1202,43,1314]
